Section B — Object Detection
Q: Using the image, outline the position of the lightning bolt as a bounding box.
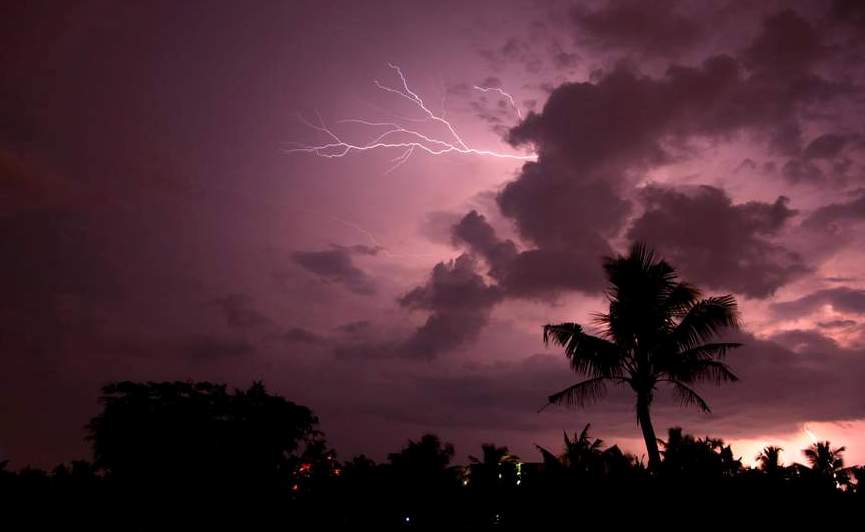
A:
[804,427,819,444]
[287,64,536,172]
[473,85,523,120]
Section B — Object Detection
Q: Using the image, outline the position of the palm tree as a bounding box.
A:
[756,446,784,477]
[537,424,601,458]
[468,443,518,468]
[536,424,636,478]
[659,427,741,479]
[561,424,604,472]
[850,466,865,496]
[542,243,741,471]
[803,441,848,487]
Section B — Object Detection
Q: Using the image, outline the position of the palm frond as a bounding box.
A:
[535,444,562,467]
[666,359,739,385]
[667,379,711,413]
[543,323,625,378]
[675,342,743,361]
[543,322,584,348]
[546,377,610,408]
[579,423,591,442]
[662,282,702,318]
[671,296,740,351]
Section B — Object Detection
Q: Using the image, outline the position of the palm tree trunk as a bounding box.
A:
[637,394,661,471]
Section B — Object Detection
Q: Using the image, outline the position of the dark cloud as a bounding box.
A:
[832,0,865,30]
[803,189,865,230]
[401,6,851,357]
[779,132,860,184]
[497,162,630,249]
[452,210,606,297]
[570,0,702,56]
[628,185,807,298]
[337,244,382,256]
[818,319,858,329]
[333,254,502,361]
[513,6,854,200]
[398,254,501,359]
[509,50,844,171]
[436,7,848,333]
[824,276,858,283]
[452,210,518,279]
[740,9,858,162]
[292,246,376,295]
[771,287,865,318]
[768,328,840,354]
[803,133,856,159]
[334,254,501,360]
[742,9,828,79]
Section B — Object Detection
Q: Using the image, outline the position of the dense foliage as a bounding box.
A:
[2,381,864,530]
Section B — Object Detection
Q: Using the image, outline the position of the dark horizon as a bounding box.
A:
[4,0,865,471]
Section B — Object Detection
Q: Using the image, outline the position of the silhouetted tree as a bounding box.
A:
[8,379,865,528]
[292,435,340,496]
[385,434,459,527]
[536,424,642,482]
[86,380,319,523]
[542,243,741,470]
[560,424,604,473]
[469,443,518,468]
[660,427,742,480]
[468,443,519,488]
[757,446,785,479]
[804,441,849,489]
[466,444,520,526]
[850,466,865,496]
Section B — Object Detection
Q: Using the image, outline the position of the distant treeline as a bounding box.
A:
[1,381,863,530]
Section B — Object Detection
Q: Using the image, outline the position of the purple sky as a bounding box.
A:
[4,0,865,469]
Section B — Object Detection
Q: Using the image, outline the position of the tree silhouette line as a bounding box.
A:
[3,245,863,528]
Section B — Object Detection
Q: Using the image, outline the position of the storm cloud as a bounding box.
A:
[399,254,502,360]
[628,185,807,298]
[5,0,865,470]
